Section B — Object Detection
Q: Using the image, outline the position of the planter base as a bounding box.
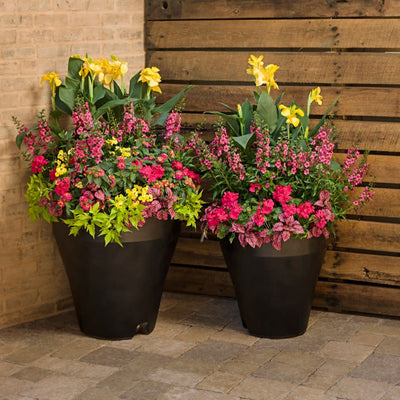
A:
[53,219,180,340]
[221,237,327,339]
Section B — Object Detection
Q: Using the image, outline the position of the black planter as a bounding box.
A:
[220,237,327,338]
[53,219,180,340]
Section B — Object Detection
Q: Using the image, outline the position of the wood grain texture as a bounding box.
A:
[158,84,400,119]
[149,51,400,86]
[148,19,400,50]
[147,0,400,20]
[180,115,400,152]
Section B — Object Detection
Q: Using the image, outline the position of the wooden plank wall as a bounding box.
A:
[146,0,400,317]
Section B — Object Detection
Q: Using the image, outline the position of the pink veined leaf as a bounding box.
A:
[282,230,291,242]
[272,222,284,232]
[230,223,246,234]
[246,233,258,248]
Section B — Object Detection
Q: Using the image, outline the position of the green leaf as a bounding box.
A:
[48,121,61,134]
[153,112,169,126]
[208,112,240,136]
[93,99,130,119]
[65,76,80,90]
[309,97,339,137]
[153,85,193,114]
[241,99,253,136]
[16,131,26,149]
[232,133,255,151]
[330,160,341,172]
[59,86,77,112]
[92,84,106,104]
[255,91,278,131]
[67,57,84,80]
[128,71,142,98]
[113,80,123,99]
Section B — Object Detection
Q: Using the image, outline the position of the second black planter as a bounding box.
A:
[53,219,180,340]
[221,237,327,338]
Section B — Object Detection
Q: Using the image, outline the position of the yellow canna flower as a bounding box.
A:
[279,104,305,127]
[310,87,323,105]
[246,54,264,76]
[109,55,128,80]
[138,67,162,93]
[40,72,62,95]
[264,64,279,92]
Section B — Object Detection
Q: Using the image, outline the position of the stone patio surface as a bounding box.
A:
[0,292,399,400]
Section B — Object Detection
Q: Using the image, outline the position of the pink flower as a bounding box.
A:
[54,178,70,196]
[282,203,297,218]
[273,185,292,203]
[249,183,262,193]
[228,203,242,220]
[261,199,274,215]
[221,192,239,208]
[117,156,126,170]
[172,161,184,170]
[297,202,315,219]
[30,155,48,173]
[139,164,165,182]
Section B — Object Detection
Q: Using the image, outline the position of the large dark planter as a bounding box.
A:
[53,219,180,340]
[220,237,327,338]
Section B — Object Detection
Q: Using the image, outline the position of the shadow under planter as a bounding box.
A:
[53,219,180,340]
[221,237,327,339]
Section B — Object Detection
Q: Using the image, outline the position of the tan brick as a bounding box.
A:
[37,45,69,58]
[17,0,51,11]
[101,13,132,26]
[2,45,36,59]
[34,13,68,26]
[54,0,88,10]
[17,29,53,44]
[68,12,102,26]
[0,1,16,11]
[0,14,32,26]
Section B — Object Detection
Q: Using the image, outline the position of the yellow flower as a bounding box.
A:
[279,104,305,127]
[114,194,125,209]
[120,147,131,158]
[138,67,162,93]
[106,137,118,146]
[264,64,279,92]
[96,58,114,86]
[40,72,62,95]
[55,163,67,177]
[310,87,323,105]
[246,54,264,76]
[109,55,128,80]
[57,150,68,162]
[75,181,83,189]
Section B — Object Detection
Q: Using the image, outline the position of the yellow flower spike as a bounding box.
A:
[310,87,323,106]
[120,148,131,158]
[279,104,305,128]
[138,67,162,93]
[40,72,62,95]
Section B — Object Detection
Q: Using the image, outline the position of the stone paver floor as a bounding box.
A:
[0,292,399,400]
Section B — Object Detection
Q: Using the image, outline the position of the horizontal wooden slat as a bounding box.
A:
[321,251,400,286]
[164,266,400,317]
[173,232,400,280]
[334,155,400,185]
[181,114,400,153]
[147,0,400,20]
[165,265,235,297]
[334,220,400,253]
[149,51,400,86]
[314,281,400,317]
[180,220,400,253]
[159,84,400,119]
[346,188,399,218]
[148,19,400,50]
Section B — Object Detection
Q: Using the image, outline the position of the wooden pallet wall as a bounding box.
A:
[146,0,400,317]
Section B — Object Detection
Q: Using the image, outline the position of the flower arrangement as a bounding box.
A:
[14,55,203,245]
[188,55,374,250]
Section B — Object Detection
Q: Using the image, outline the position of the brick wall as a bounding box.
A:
[0,0,145,329]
